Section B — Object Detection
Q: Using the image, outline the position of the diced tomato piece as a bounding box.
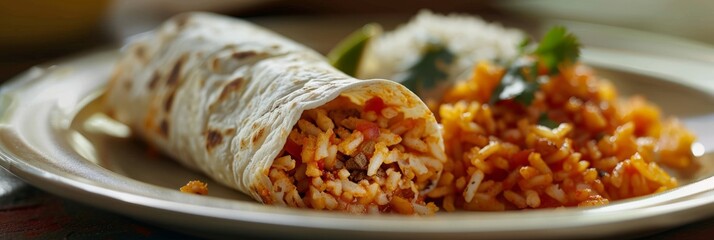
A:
[317,160,325,170]
[538,64,550,75]
[356,120,380,140]
[402,118,416,129]
[495,99,522,110]
[488,169,509,182]
[283,138,302,162]
[329,132,338,144]
[512,149,533,167]
[364,97,386,113]
[625,164,638,175]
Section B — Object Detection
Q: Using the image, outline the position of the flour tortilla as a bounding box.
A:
[104,12,442,203]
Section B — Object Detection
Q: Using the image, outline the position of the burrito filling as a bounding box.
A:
[268,96,443,214]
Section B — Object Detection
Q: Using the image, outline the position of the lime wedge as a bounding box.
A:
[327,23,382,77]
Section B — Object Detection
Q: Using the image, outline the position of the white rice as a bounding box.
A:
[546,184,567,203]
[315,130,331,160]
[525,189,541,208]
[367,142,389,176]
[315,109,335,131]
[386,169,402,191]
[358,10,524,82]
[338,131,364,155]
[384,149,401,164]
[464,170,485,203]
[326,180,343,196]
[504,190,526,208]
[273,155,295,171]
[408,154,429,175]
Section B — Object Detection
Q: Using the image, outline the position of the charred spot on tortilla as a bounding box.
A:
[224,128,236,136]
[218,77,245,101]
[206,130,223,151]
[107,66,122,85]
[143,111,154,130]
[148,71,161,89]
[231,51,257,60]
[166,57,185,86]
[174,14,190,29]
[134,45,147,61]
[159,119,169,137]
[210,57,221,72]
[123,80,132,90]
[252,127,266,143]
[164,90,176,111]
[240,137,249,149]
[199,78,207,88]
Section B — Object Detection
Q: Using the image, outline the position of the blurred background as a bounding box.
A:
[1,0,714,83]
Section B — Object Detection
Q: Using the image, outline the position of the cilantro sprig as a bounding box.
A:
[534,26,581,74]
[490,26,581,106]
[397,42,455,96]
[327,23,382,77]
[538,112,559,129]
[488,58,540,105]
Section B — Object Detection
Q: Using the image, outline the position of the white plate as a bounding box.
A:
[3,20,714,239]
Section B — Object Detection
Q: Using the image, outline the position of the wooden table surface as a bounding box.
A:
[0,168,192,239]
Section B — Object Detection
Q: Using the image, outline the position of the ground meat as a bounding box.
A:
[375,168,387,178]
[345,152,368,170]
[395,187,416,200]
[329,109,361,125]
[323,171,336,181]
[334,159,345,169]
[359,141,376,157]
[349,170,369,182]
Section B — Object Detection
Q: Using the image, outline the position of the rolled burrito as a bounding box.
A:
[104,13,445,214]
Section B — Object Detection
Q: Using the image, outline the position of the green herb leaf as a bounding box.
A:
[538,112,559,129]
[534,26,580,74]
[517,37,533,55]
[397,42,455,96]
[489,58,540,105]
[327,23,382,76]
[489,26,580,106]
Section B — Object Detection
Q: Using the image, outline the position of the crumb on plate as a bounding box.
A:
[180,180,208,195]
